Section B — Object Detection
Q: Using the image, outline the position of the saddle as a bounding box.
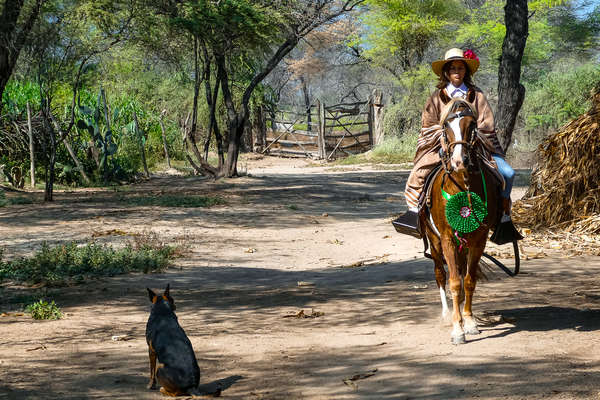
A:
[418,161,505,232]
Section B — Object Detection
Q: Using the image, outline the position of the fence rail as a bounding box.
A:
[252,92,384,160]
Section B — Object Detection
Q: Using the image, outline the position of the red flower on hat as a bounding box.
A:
[463,49,479,61]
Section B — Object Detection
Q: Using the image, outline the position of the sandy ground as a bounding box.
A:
[0,156,599,400]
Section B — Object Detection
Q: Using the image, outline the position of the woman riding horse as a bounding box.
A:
[394,48,520,244]
[393,48,522,344]
[428,98,500,344]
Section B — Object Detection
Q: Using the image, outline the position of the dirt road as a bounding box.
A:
[1,157,599,399]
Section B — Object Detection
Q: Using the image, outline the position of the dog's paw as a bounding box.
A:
[147,380,157,390]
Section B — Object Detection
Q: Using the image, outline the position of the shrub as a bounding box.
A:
[522,60,600,136]
[0,241,177,286]
[26,299,63,320]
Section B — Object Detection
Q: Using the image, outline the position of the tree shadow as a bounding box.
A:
[472,306,600,342]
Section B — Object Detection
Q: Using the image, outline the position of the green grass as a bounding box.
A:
[336,134,417,165]
[26,299,63,320]
[120,195,225,207]
[0,191,34,207]
[0,241,177,286]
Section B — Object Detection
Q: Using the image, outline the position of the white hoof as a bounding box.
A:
[464,325,480,335]
[451,333,466,345]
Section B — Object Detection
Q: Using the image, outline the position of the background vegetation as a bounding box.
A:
[1,0,599,192]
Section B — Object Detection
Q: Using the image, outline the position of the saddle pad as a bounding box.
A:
[420,161,505,213]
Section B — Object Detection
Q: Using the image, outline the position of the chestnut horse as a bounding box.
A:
[420,98,500,345]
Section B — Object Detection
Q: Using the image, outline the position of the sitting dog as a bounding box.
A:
[146,284,200,396]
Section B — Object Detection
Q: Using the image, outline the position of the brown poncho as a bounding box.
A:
[404,87,503,208]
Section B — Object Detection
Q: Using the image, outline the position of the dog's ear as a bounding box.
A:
[147,288,157,303]
[164,283,170,297]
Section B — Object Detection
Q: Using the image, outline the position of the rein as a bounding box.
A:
[426,100,520,277]
[439,102,487,251]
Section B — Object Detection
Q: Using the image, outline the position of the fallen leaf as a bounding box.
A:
[282,309,324,319]
[244,248,257,253]
[343,369,378,389]
[26,345,47,352]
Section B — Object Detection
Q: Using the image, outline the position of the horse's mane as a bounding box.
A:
[439,98,478,125]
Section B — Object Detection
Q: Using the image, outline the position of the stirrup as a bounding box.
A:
[490,216,523,245]
[392,210,421,238]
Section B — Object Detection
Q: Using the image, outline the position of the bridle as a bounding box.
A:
[440,101,479,174]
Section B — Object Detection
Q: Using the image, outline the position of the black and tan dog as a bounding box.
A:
[146,284,200,396]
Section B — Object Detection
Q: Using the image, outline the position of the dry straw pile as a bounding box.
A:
[514,85,600,234]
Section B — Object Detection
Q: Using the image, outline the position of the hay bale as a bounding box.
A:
[513,86,600,234]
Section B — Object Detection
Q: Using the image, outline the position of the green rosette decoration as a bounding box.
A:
[444,191,487,233]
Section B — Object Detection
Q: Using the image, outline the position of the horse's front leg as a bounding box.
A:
[441,237,465,345]
[429,234,450,320]
[463,248,484,335]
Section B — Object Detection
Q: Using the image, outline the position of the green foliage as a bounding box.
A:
[383,66,435,138]
[338,134,417,165]
[0,241,177,286]
[77,88,119,180]
[456,0,596,74]
[25,299,63,320]
[0,191,34,207]
[120,195,225,208]
[1,80,41,119]
[360,0,463,73]
[521,60,600,135]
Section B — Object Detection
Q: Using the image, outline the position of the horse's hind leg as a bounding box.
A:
[463,253,481,335]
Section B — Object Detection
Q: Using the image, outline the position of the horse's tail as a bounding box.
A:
[477,259,493,281]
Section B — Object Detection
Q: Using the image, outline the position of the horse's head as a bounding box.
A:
[440,99,478,173]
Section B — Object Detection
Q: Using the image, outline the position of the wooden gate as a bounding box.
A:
[258,94,383,160]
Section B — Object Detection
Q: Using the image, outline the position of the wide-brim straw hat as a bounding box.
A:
[431,48,480,76]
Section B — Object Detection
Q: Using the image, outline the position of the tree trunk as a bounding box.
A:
[159,111,171,168]
[0,0,43,114]
[48,111,91,184]
[225,119,245,177]
[41,100,56,201]
[201,40,224,168]
[185,36,219,177]
[496,0,528,153]
[133,110,150,178]
[27,102,36,188]
[300,76,312,132]
[252,105,266,152]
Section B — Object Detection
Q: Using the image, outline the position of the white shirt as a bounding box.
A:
[446,82,468,98]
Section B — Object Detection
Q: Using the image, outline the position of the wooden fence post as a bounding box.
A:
[26,102,35,188]
[159,110,171,168]
[370,89,384,146]
[317,100,326,159]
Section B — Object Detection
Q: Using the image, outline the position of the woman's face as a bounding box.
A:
[447,60,467,87]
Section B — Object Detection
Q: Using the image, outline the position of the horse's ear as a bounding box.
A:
[467,89,476,103]
[164,283,170,297]
[439,89,451,105]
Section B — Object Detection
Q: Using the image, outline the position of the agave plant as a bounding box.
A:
[76,88,118,181]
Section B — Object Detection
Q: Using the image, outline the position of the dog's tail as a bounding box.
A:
[189,382,222,398]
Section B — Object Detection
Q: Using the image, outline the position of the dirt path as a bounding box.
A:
[1,157,599,399]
